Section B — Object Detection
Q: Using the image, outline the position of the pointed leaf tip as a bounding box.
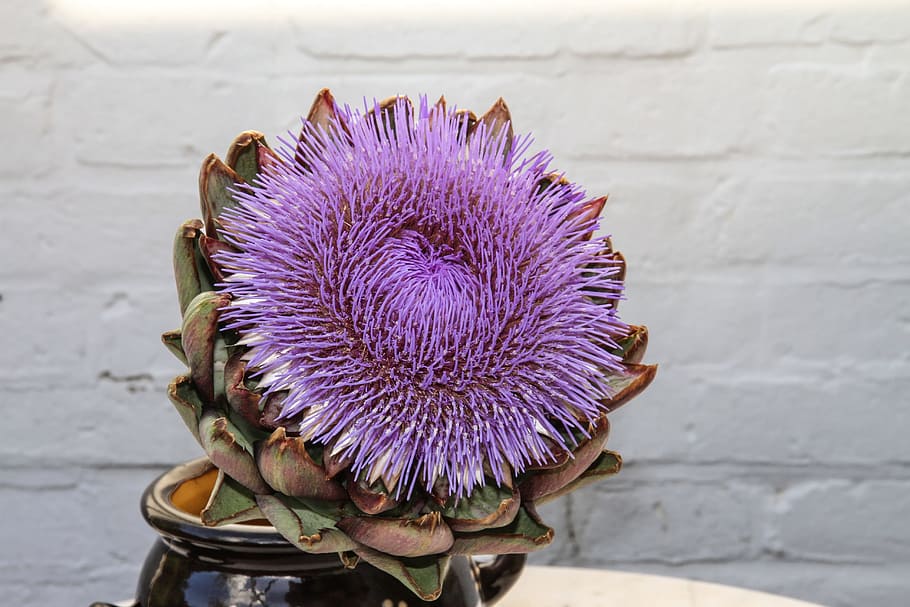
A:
[199,409,270,494]
[199,155,244,239]
[354,548,451,601]
[612,325,649,364]
[167,374,204,441]
[602,363,657,412]
[225,130,270,184]
[223,352,262,429]
[181,291,231,403]
[535,450,623,506]
[570,196,607,240]
[298,88,349,166]
[172,219,211,315]
[256,493,356,554]
[472,97,514,157]
[256,427,347,501]
[305,88,339,132]
[447,505,553,555]
[520,416,611,502]
[338,512,454,558]
[201,469,262,526]
[453,109,477,136]
[161,329,187,366]
[347,473,399,515]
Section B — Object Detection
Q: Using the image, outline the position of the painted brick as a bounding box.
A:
[55,72,545,168]
[540,65,766,160]
[569,480,765,564]
[609,366,910,465]
[0,467,160,605]
[618,278,771,369]
[0,285,181,386]
[707,5,829,48]
[585,169,726,276]
[1,381,202,466]
[710,174,910,267]
[0,69,56,178]
[763,66,910,157]
[771,480,910,562]
[0,0,96,68]
[0,185,187,285]
[828,9,910,45]
[293,16,560,60]
[760,281,910,365]
[563,3,705,58]
[291,3,703,60]
[56,73,309,168]
[0,286,93,387]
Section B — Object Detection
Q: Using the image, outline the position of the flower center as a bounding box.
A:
[357,227,482,389]
[392,229,474,297]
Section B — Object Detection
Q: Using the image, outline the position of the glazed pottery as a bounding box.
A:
[90,458,525,607]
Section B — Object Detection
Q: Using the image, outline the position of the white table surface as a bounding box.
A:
[499,566,824,607]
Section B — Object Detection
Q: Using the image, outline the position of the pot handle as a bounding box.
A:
[477,553,527,606]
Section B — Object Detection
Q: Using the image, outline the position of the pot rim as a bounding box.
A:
[141,457,330,557]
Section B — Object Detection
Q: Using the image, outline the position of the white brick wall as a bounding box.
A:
[2,2,908,605]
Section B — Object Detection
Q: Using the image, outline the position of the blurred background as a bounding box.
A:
[2,0,908,605]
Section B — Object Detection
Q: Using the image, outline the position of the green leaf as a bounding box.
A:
[201,469,262,526]
[305,88,341,134]
[181,291,231,403]
[535,450,622,506]
[471,98,513,160]
[447,506,553,555]
[585,244,624,308]
[256,428,348,501]
[256,493,356,554]
[535,172,570,199]
[520,416,610,502]
[199,154,244,239]
[161,329,187,366]
[197,233,234,284]
[440,483,519,533]
[172,219,213,315]
[337,512,454,557]
[601,363,658,412]
[610,325,649,364]
[223,352,263,428]
[346,475,399,515]
[166,374,204,441]
[354,547,450,601]
[567,196,607,242]
[225,131,270,184]
[198,409,270,494]
[322,440,353,479]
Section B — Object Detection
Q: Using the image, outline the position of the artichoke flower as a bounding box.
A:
[162,89,656,600]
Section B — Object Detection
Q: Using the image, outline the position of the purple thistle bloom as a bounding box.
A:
[216,97,628,499]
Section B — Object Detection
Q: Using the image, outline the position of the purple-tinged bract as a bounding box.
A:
[216,97,627,499]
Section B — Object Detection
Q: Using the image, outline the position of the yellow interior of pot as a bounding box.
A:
[169,467,271,526]
[171,468,218,516]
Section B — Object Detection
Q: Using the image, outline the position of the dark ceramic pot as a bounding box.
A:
[91,459,525,607]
